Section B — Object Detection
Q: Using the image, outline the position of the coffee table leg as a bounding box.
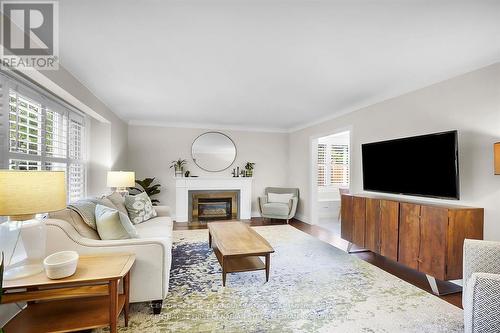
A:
[209,231,212,248]
[124,272,130,327]
[222,256,227,287]
[109,280,118,333]
[265,254,270,282]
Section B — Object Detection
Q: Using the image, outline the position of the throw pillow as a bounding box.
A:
[68,198,117,230]
[95,204,139,240]
[268,193,294,203]
[124,192,157,224]
[49,208,100,240]
[106,192,129,215]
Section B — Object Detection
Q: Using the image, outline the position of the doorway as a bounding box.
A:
[310,130,350,235]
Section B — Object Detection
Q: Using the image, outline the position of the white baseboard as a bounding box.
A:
[294,213,309,223]
[251,211,261,218]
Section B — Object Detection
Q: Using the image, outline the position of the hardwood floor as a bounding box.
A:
[174,217,463,308]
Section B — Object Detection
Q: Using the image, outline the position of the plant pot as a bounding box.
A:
[174,165,184,177]
[245,170,253,177]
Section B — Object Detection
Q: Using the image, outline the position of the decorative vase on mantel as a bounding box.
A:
[174,165,183,178]
[170,159,187,178]
[244,162,255,178]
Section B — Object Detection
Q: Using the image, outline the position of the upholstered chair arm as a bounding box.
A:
[154,205,171,217]
[258,196,268,213]
[463,239,500,298]
[287,197,298,219]
[464,272,500,333]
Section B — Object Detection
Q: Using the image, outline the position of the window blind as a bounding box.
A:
[317,143,327,186]
[1,73,87,203]
[330,144,349,186]
[316,143,349,188]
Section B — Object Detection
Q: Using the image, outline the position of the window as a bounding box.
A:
[1,74,87,202]
[316,132,350,189]
[317,143,327,186]
[330,144,349,186]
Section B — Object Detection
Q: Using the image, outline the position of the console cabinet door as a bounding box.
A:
[340,195,354,242]
[379,200,400,261]
[398,203,421,270]
[446,209,484,280]
[352,197,366,247]
[365,198,381,253]
[419,206,448,280]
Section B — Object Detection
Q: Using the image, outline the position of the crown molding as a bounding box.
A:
[128,120,289,133]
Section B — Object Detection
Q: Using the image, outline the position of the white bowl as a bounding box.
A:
[43,251,79,279]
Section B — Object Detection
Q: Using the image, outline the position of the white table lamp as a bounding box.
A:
[0,171,66,280]
[107,171,135,195]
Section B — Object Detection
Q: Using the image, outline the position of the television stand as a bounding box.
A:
[340,193,484,295]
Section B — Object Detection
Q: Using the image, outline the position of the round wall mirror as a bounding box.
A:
[191,132,237,172]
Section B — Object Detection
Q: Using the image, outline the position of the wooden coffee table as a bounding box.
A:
[1,253,135,333]
[208,222,274,286]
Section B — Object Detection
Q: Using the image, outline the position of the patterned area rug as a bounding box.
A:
[103,225,464,332]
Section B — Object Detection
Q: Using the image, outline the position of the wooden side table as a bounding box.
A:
[1,253,135,333]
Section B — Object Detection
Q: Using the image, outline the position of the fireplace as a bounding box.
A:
[190,190,239,221]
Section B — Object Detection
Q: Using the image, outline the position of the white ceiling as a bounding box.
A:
[59,0,500,132]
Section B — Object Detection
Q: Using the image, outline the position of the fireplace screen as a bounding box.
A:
[191,191,238,221]
[198,198,232,220]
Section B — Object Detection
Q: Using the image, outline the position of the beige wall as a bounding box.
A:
[289,63,500,241]
[127,126,289,218]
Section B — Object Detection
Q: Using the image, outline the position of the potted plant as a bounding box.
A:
[128,178,161,206]
[245,162,255,177]
[170,159,187,177]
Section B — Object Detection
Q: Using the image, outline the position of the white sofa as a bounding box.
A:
[44,205,173,310]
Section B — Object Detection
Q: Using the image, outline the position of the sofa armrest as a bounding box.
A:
[44,218,171,302]
[287,197,298,219]
[154,205,171,217]
[464,272,500,333]
[258,196,268,213]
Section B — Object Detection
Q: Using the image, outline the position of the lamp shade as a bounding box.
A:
[107,171,135,188]
[0,171,67,216]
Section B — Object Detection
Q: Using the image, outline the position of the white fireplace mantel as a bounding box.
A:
[175,177,253,222]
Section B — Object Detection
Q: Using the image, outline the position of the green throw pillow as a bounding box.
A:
[124,192,157,224]
[95,204,139,240]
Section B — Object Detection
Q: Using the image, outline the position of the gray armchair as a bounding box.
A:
[463,239,500,333]
[258,187,299,223]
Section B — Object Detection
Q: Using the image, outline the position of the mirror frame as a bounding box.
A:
[191,131,237,172]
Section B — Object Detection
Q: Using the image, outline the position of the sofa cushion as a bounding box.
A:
[262,202,290,216]
[268,192,293,203]
[95,204,139,240]
[68,198,117,230]
[125,192,157,224]
[134,216,173,240]
[106,192,128,215]
[48,208,100,240]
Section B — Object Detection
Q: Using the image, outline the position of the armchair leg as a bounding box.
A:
[151,300,163,314]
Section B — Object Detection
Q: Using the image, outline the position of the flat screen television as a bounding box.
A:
[362,130,459,199]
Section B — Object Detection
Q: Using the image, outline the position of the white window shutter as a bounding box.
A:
[2,75,87,203]
[317,143,327,187]
[330,144,349,186]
